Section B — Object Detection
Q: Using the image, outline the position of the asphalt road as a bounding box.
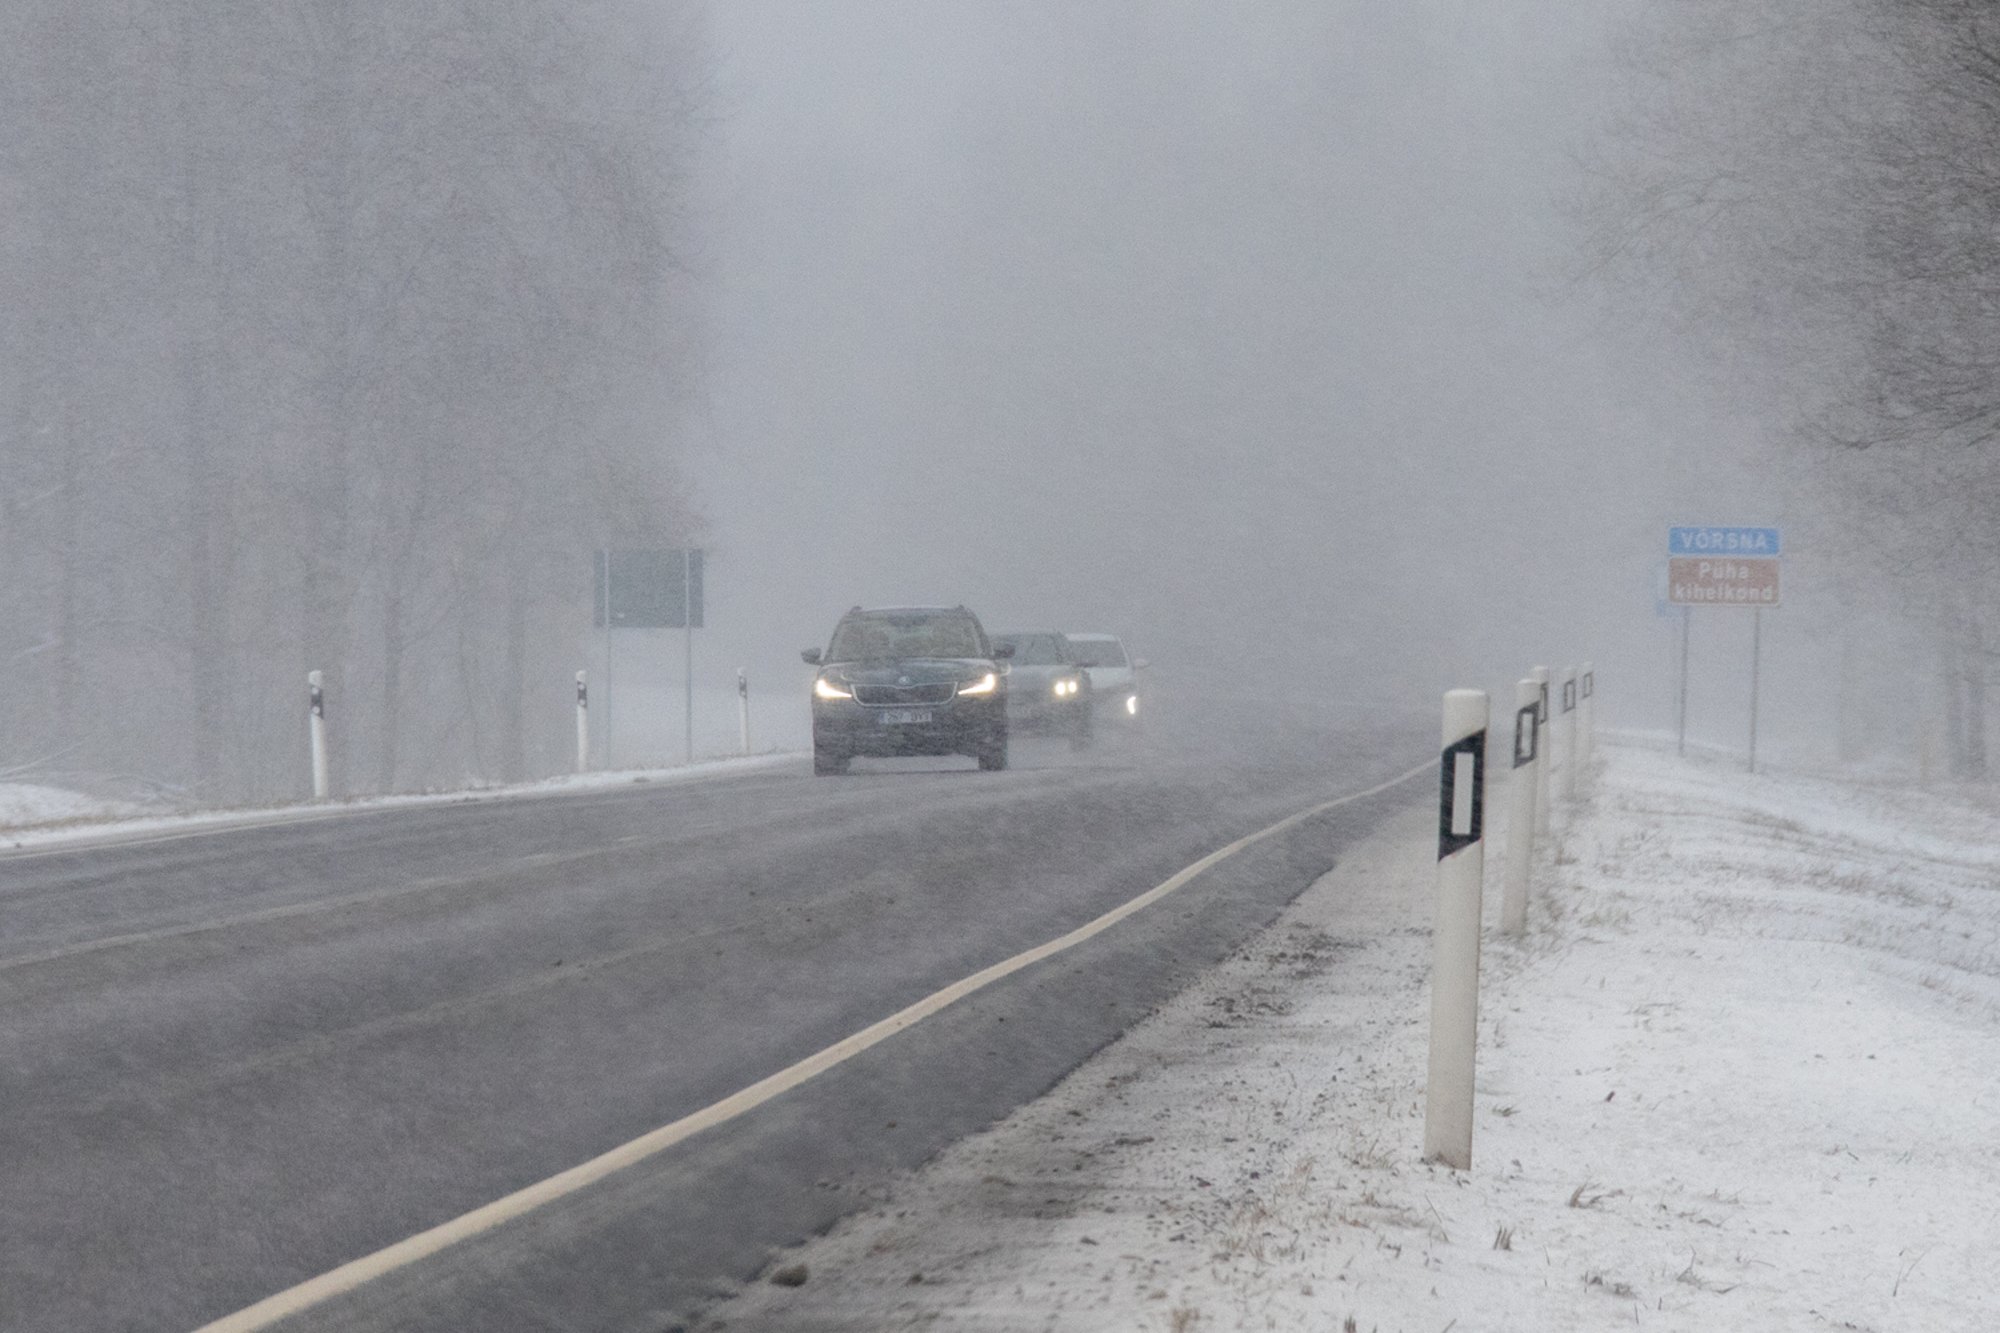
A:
[0,701,1428,1333]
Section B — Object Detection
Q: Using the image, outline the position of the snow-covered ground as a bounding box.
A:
[0,781,143,830]
[0,753,800,854]
[707,743,2000,1331]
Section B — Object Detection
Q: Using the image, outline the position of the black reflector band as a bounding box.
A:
[1438,730,1486,860]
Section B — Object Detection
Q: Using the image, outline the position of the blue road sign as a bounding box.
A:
[1669,526,1781,556]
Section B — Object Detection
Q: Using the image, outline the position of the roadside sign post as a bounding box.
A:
[1667,527,1781,770]
[683,553,695,765]
[1530,666,1551,839]
[594,547,705,768]
[601,550,615,768]
[307,670,329,800]
[1560,665,1578,803]
[1426,689,1488,1171]
[1579,662,1596,768]
[1501,678,1539,936]
[1749,611,1762,774]
[737,667,751,757]
[575,671,589,774]
[1677,606,1690,758]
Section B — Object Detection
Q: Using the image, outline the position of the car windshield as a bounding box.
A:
[828,613,984,661]
[1071,639,1126,668]
[993,633,1066,666]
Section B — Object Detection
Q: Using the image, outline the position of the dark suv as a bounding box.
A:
[802,605,1012,775]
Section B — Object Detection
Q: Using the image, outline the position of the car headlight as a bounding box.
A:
[813,676,852,700]
[1125,694,1139,715]
[957,672,998,697]
[1053,677,1081,697]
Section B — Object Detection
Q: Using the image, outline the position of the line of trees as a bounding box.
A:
[1,2,708,803]
[1581,0,2000,776]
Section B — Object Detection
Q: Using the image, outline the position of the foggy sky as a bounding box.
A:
[0,1,1860,785]
[667,0,1804,754]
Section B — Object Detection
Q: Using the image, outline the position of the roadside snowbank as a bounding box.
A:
[0,782,140,829]
[0,772,145,824]
[708,744,2000,1331]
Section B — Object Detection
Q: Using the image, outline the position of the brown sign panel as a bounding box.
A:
[1668,556,1780,607]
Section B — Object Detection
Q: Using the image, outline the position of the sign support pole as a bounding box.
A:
[1749,608,1762,773]
[602,550,615,771]
[1667,528,1781,763]
[1677,606,1690,758]
[683,549,695,765]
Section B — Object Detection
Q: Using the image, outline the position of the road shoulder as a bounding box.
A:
[703,796,1437,1331]
[704,747,2000,1331]
[0,754,801,857]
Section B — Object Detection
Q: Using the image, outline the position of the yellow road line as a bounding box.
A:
[196,759,1429,1333]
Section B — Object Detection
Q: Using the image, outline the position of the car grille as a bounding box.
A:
[853,682,955,706]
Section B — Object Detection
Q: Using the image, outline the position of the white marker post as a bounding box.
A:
[1561,665,1579,804]
[1501,678,1539,936]
[1531,666,1551,839]
[307,670,329,801]
[1579,661,1596,769]
[1426,688,1487,1171]
[737,667,751,756]
[575,671,590,774]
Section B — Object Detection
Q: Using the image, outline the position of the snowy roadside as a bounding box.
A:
[0,753,801,854]
[704,744,2000,1332]
[0,781,145,831]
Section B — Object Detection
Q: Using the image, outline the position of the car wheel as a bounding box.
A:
[813,744,850,776]
[976,729,1009,771]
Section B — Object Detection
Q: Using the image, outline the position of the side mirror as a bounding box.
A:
[1132,658,1150,670]
[801,648,823,666]
[992,643,1016,660]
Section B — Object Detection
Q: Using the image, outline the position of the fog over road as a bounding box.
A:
[1,692,1425,1332]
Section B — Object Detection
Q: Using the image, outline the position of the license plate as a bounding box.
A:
[877,708,933,725]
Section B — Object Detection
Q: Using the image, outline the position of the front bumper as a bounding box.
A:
[1009,695,1091,735]
[813,694,1006,757]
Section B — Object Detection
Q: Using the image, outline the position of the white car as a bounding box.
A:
[1066,633,1146,723]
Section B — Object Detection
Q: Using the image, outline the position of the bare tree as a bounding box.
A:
[0,0,711,804]
[1580,0,2000,776]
